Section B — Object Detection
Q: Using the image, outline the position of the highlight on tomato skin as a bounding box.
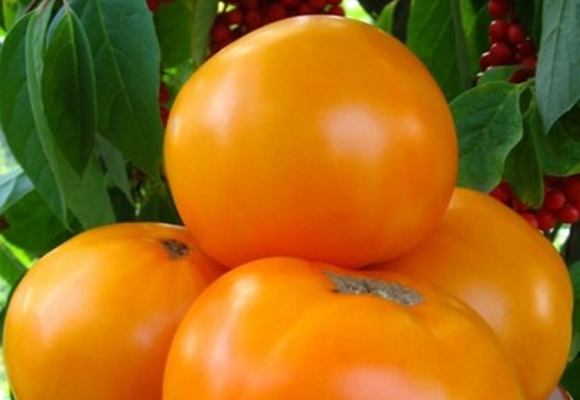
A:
[162,256,526,400]
[2,222,227,400]
[369,187,574,400]
[163,15,458,270]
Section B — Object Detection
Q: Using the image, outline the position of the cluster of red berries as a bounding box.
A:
[479,1,578,232]
[490,175,580,231]
[146,0,174,12]
[210,0,345,54]
[478,0,537,83]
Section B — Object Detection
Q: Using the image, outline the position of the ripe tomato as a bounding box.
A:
[163,257,525,400]
[370,188,574,400]
[164,15,457,269]
[3,222,226,400]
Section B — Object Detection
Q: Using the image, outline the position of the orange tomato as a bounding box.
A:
[164,15,457,269]
[3,222,226,400]
[163,257,525,400]
[370,187,574,400]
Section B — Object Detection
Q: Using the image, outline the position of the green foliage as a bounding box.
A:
[536,0,580,133]
[451,81,524,192]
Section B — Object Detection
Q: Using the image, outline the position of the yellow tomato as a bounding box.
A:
[164,15,457,268]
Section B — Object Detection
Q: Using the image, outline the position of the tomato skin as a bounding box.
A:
[3,222,226,400]
[370,188,574,400]
[163,257,525,400]
[164,15,457,269]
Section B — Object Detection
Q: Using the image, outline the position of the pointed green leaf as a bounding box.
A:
[537,103,580,176]
[0,13,67,222]
[42,5,97,173]
[26,3,115,229]
[0,168,33,214]
[0,238,28,285]
[536,0,580,132]
[503,98,544,208]
[70,0,163,176]
[451,81,524,191]
[406,0,471,100]
[155,0,192,68]
[374,1,398,34]
[191,0,218,70]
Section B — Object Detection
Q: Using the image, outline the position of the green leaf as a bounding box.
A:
[374,1,399,35]
[476,65,518,85]
[0,12,67,222]
[503,99,544,208]
[536,0,580,133]
[26,2,115,229]
[538,103,580,176]
[70,0,163,176]
[451,81,524,192]
[461,0,490,77]
[3,191,73,257]
[0,167,33,214]
[42,4,97,174]
[562,358,580,398]
[155,0,192,68]
[406,0,471,100]
[0,237,28,286]
[190,0,218,70]
[97,136,133,204]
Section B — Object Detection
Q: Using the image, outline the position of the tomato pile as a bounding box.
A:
[2,15,574,400]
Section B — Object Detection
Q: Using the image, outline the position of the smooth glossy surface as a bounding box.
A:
[3,222,226,400]
[371,188,574,400]
[164,15,458,269]
[163,257,525,400]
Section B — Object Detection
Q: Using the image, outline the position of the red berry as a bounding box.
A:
[488,0,511,19]
[489,41,513,65]
[563,175,580,203]
[266,3,288,22]
[327,0,341,5]
[517,38,536,57]
[521,55,537,69]
[327,5,345,15]
[507,23,526,45]
[160,105,170,127]
[158,82,170,104]
[224,9,243,25]
[146,0,160,11]
[520,212,539,229]
[296,3,314,14]
[544,190,567,211]
[489,19,510,43]
[307,0,327,11]
[241,0,259,9]
[244,9,262,30]
[556,204,580,224]
[210,22,231,43]
[535,209,557,231]
[490,182,512,204]
[509,67,534,83]
[479,51,493,71]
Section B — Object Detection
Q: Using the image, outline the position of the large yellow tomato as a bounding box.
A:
[370,188,574,400]
[164,15,458,269]
[163,257,525,400]
[3,222,226,400]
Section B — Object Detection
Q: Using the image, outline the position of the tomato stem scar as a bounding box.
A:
[325,271,423,306]
[162,239,190,260]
